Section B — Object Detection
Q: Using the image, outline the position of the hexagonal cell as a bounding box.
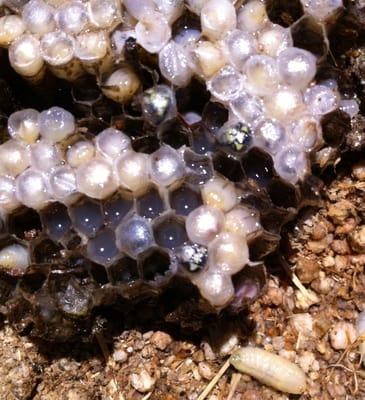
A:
[213,151,245,182]
[115,214,155,258]
[103,192,133,228]
[140,247,171,281]
[89,263,109,285]
[202,102,229,135]
[86,228,120,266]
[32,238,63,264]
[177,243,208,273]
[190,124,216,154]
[291,15,328,58]
[40,202,72,242]
[241,148,274,187]
[169,184,202,216]
[69,197,104,237]
[132,135,160,154]
[19,268,47,294]
[108,256,140,284]
[321,109,351,147]
[266,0,304,27]
[153,215,187,250]
[184,150,213,185]
[0,236,30,273]
[267,178,299,209]
[8,207,42,240]
[149,145,185,187]
[136,186,165,219]
[158,117,190,149]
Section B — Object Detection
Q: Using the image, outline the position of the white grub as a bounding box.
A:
[67,140,95,168]
[8,109,39,144]
[254,118,287,155]
[208,231,249,275]
[185,0,205,15]
[114,151,150,193]
[257,24,293,57]
[95,128,131,159]
[185,205,224,246]
[230,347,306,394]
[135,11,171,53]
[224,206,261,237]
[237,0,268,33]
[274,147,308,183]
[15,168,50,209]
[200,0,236,41]
[223,30,257,71]
[9,35,44,79]
[277,47,317,89]
[39,106,75,143]
[22,0,56,35]
[290,115,321,151]
[208,65,243,102]
[0,140,30,177]
[329,321,357,350]
[193,40,226,78]
[230,94,263,123]
[88,0,122,29]
[0,243,30,271]
[304,85,339,116]
[193,270,234,307]
[244,55,279,97]
[55,1,89,35]
[123,0,155,20]
[40,31,83,81]
[75,30,111,74]
[0,15,25,47]
[30,140,61,171]
[201,176,238,212]
[154,0,184,23]
[264,86,304,121]
[159,41,193,87]
[0,175,20,211]
[49,166,77,201]
[149,145,185,186]
[101,67,141,103]
[356,311,365,366]
[76,158,116,199]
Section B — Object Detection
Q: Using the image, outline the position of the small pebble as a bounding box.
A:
[348,225,365,253]
[198,361,214,380]
[352,161,365,181]
[112,349,128,363]
[329,321,357,350]
[130,369,156,393]
[150,331,172,351]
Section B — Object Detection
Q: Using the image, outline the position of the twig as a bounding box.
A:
[197,359,231,400]
[226,373,241,400]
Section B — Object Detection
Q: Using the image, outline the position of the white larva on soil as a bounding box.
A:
[230,347,307,394]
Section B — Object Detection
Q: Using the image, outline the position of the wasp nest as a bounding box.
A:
[0,0,358,340]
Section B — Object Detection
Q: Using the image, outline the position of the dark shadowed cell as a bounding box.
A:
[41,202,72,241]
[108,256,140,284]
[158,117,190,149]
[69,197,104,237]
[136,187,165,219]
[86,228,120,266]
[213,152,245,182]
[184,150,213,185]
[132,135,160,154]
[8,207,42,239]
[266,0,304,27]
[190,124,216,154]
[169,185,202,216]
[103,193,133,228]
[89,263,109,285]
[202,101,229,134]
[153,215,187,249]
[32,238,63,264]
[140,248,171,281]
[241,148,274,187]
[19,269,47,294]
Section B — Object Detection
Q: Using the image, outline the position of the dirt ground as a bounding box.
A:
[0,162,364,400]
